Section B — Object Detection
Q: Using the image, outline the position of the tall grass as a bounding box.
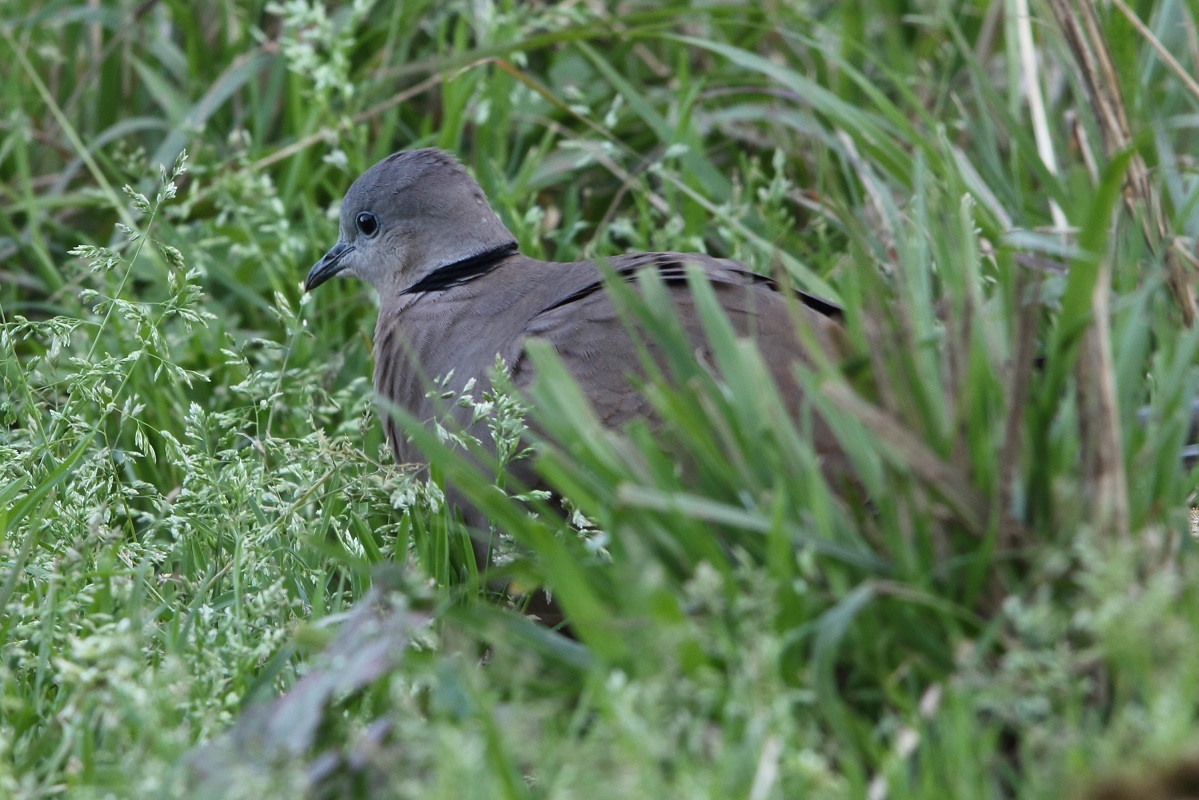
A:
[2,0,1198,797]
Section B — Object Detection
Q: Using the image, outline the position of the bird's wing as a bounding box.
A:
[531,252,843,321]
[510,252,843,431]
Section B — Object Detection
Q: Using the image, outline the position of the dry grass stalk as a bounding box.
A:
[1047,0,1196,326]
[1043,0,1178,540]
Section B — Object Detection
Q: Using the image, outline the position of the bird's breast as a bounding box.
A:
[372,293,527,464]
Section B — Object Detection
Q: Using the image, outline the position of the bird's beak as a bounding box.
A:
[305,241,355,291]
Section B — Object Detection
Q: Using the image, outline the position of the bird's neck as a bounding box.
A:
[402,241,519,295]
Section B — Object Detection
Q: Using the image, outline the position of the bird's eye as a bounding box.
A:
[356,212,379,237]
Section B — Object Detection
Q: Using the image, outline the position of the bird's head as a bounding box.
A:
[305,148,515,294]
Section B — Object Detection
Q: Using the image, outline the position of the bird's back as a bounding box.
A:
[372,250,843,466]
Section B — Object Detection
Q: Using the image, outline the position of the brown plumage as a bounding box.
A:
[306,148,846,537]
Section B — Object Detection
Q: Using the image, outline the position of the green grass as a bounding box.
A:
[3,0,1199,797]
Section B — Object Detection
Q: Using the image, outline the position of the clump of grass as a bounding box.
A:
[0,146,412,794]
[3,0,1199,797]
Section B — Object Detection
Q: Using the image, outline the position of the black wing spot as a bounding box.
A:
[539,254,843,319]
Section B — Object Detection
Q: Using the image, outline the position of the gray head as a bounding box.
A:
[305,148,517,294]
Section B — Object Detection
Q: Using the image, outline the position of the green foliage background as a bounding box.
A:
[2,0,1198,797]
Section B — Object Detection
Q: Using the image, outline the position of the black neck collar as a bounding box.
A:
[402,241,519,295]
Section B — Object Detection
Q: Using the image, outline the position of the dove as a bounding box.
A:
[306,148,846,567]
